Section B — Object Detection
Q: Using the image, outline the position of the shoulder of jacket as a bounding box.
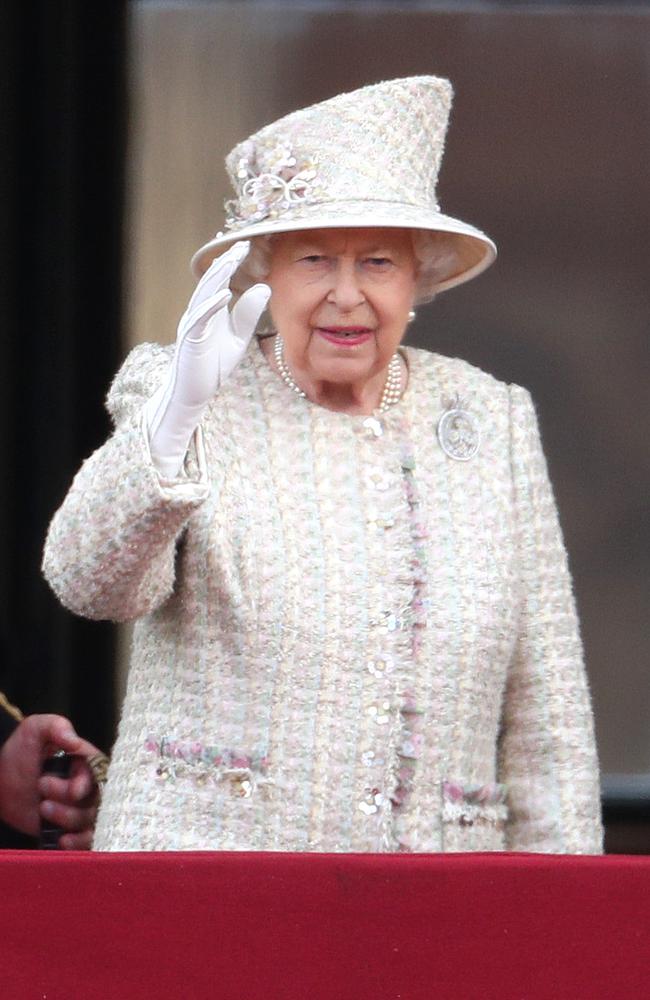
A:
[408,346,529,414]
[106,342,175,425]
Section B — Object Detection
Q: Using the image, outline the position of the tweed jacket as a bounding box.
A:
[43,340,603,853]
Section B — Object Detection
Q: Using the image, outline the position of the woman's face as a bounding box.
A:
[265,227,417,388]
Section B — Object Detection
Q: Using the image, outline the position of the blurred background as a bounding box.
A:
[1,0,648,850]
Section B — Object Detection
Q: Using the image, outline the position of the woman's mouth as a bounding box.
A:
[316,326,373,347]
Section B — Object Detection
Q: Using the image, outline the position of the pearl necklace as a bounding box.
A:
[273,335,403,413]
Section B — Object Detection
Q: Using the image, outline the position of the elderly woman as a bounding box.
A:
[43,76,602,853]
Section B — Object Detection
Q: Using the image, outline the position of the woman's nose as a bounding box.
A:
[327,263,365,311]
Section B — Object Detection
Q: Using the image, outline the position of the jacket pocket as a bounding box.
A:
[144,736,274,799]
[442,780,508,850]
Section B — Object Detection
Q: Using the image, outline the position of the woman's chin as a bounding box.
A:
[309,355,377,387]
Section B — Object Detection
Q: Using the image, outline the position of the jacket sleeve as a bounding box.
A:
[498,384,603,854]
[42,343,210,622]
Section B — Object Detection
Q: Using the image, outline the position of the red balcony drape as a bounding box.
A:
[2,851,649,999]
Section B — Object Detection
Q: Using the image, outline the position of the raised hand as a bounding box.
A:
[145,240,271,478]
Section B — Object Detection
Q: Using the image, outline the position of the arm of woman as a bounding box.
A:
[42,243,269,623]
[41,341,211,621]
[498,385,603,854]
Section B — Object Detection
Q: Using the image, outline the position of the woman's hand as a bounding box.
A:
[145,240,271,479]
[0,714,103,849]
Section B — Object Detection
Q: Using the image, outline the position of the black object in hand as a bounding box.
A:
[39,751,72,850]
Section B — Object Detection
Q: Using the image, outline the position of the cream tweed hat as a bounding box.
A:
[191,75,496,294]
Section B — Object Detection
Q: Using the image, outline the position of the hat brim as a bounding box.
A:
[190,200,496,295]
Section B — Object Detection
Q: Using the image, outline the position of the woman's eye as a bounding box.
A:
[299,254,327,264]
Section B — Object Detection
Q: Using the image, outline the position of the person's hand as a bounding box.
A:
[0,715,102,849]
[144,240,271,479]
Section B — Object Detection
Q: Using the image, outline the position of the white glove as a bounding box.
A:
[144,240,271,479]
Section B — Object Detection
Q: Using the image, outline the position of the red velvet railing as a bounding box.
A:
[2,851,649,998]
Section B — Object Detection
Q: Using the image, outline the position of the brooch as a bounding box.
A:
[436,394,480,461]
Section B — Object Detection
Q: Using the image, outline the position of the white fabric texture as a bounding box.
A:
[42,340,603,854]
[145,240,270,479]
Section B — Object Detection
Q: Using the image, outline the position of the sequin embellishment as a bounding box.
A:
[437,395,480,461]
[362,416,384,438]
[367,654,395,678]
[145,738,272,797]
[359,788,385,815]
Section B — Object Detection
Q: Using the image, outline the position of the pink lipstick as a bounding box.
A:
[317,326,373,347]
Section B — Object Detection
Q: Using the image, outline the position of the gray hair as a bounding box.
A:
[234,229,463,306]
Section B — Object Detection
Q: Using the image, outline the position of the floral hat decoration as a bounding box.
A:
[191,75,496,295]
